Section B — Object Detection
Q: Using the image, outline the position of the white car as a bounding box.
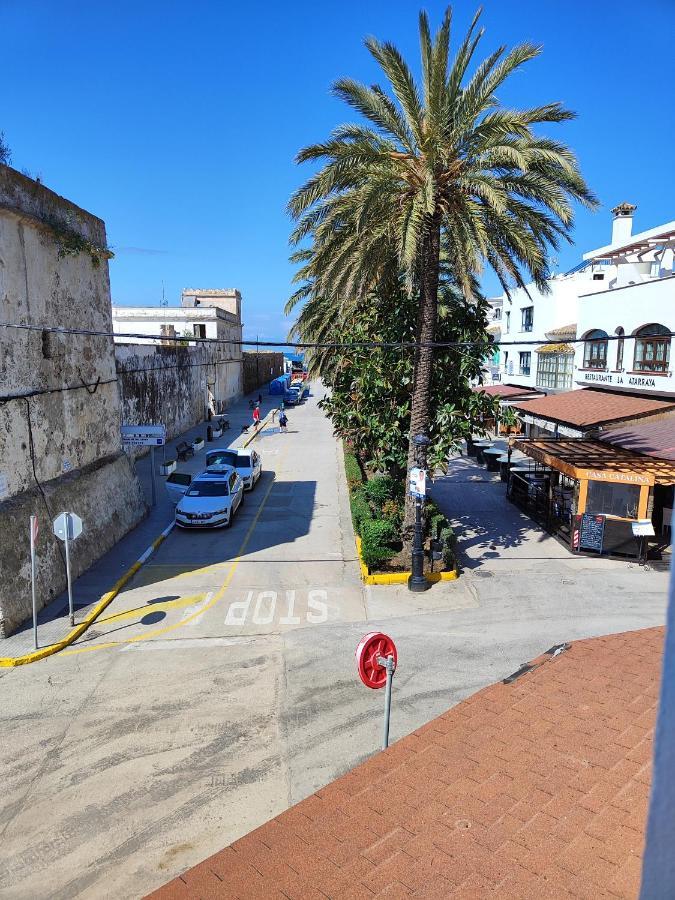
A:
[174,469,244,529]
[205,448,262,491]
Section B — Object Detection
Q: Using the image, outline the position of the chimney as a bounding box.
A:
[611,201,636,245]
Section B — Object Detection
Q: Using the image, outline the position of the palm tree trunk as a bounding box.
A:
[402,212,441,556]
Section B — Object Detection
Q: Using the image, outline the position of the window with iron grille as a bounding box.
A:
[519,352,531,376]
[521,307,533,332]
[634,323,671,373]
[583,330,608,368]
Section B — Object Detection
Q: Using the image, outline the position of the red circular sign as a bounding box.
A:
[355,632,397,689]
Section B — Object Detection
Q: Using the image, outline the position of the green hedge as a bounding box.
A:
[344,451,363,491]
[360,518,397,569]
[350,489,372,535]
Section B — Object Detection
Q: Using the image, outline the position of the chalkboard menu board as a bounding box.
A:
[579,514,606,552]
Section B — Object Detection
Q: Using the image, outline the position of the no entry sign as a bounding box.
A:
[355,632,397,689]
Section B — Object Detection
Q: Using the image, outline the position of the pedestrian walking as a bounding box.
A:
[279,411,288,433]
[252,405,261,427]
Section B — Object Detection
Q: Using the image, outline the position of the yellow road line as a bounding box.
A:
[0,523,175,668]
[60,454,284,657]
[97,593,206,625]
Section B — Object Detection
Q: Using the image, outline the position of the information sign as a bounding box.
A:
[121,425,166,447]
[409,467,426,499]
[578,514,605,553]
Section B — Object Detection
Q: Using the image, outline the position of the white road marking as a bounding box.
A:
[120,636,256,652]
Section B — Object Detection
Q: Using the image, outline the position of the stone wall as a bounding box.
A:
[115,343,243,444]
[242,351,285,395]
[0,165,147,637]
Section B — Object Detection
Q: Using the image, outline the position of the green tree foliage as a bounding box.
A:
[287,4,597,531]
[318,280,509,472]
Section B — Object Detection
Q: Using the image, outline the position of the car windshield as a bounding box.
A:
[186,482,229,497]
[235,455,251,468]
[207,451,238,467]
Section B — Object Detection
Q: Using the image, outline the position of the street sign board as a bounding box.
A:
[355,632,398,689]
[121,424,166,447]
[53,512,83,542]
[409,467,426,499]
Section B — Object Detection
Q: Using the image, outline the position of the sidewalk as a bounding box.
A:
[0,389,276,661]
[149,626,663,899]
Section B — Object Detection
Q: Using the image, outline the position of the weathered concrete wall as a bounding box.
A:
[0,165,147,637]
[242,351,285,394]
[0,453,145,637]
[115,343,243,444]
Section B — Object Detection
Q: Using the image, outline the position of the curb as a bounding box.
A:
[242,408,278,447]
[355,536,458,585]
[0,521,175,667]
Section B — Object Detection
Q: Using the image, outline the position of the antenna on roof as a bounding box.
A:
[160,281,168,308]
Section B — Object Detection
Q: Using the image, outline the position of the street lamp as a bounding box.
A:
[408,433,431,593]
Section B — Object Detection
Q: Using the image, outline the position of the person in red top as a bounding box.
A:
[252,404,261,427]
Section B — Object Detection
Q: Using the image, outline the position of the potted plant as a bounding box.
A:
[160,458,176,476]
[192,436,205,452]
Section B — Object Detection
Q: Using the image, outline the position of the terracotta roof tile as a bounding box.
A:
[601,417,675,461]
[148,627,663,900]
[511,389,675,428]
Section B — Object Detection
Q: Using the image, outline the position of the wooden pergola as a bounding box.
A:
[512,439,675,520]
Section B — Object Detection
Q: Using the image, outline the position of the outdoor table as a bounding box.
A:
[497,455,510,482]
[474,441,494,465]
[483,447,503,472]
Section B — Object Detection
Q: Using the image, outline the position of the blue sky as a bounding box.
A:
[2,0,673,342]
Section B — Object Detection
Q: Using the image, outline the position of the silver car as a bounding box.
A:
[174,469,244,528]
[205,448,262,490]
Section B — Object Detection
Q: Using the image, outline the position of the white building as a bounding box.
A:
[499,260,614,393]
[483,297,503,383]
[112,288,242,345]
[499,203,674,399]
[575,206,675,399]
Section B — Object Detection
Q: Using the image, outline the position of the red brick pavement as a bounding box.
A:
[147,627,663,899]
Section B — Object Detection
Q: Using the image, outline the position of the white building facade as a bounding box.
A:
[499,204,674,399]
[575,210,675,399]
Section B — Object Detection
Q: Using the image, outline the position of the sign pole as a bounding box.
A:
[150,446,157,507]
[30,516,38,650]
[64,514,74,626]
[378,654,395,750]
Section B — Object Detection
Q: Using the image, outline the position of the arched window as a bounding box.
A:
[634,324,671,373]
[615,327,625,371]
[583,329,608,369]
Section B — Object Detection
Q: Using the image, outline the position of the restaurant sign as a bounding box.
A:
[579,371,660,390]
[584,470,651,486]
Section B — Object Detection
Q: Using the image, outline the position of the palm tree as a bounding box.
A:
[288,5,596,530]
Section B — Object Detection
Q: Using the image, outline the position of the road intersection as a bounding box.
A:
[0,389,668,898]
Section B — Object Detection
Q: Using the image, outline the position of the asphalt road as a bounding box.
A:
[0,390,669,898]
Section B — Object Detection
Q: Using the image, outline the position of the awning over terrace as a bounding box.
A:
[512,439,675,486]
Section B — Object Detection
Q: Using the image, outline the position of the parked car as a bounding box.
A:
[165,471,193,505]
[174,469,244,528]
[205,448,262,490]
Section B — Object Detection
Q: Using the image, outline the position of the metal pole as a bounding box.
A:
[65,516,74,627]
[150,446,157,507]
[30,516,38,650]
[378,654,395,750]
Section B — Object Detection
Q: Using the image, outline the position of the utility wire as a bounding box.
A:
[0,319,668,349]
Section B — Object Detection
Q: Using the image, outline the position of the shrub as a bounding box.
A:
[363,475,403,508]
[360,518,397,569]
[350,489,372,535]
[381,498,403,527]
[344,451,363,491]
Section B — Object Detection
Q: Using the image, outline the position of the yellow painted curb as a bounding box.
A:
[0,522,174,668]
[354,536,458,585]
[242,408,278,447]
